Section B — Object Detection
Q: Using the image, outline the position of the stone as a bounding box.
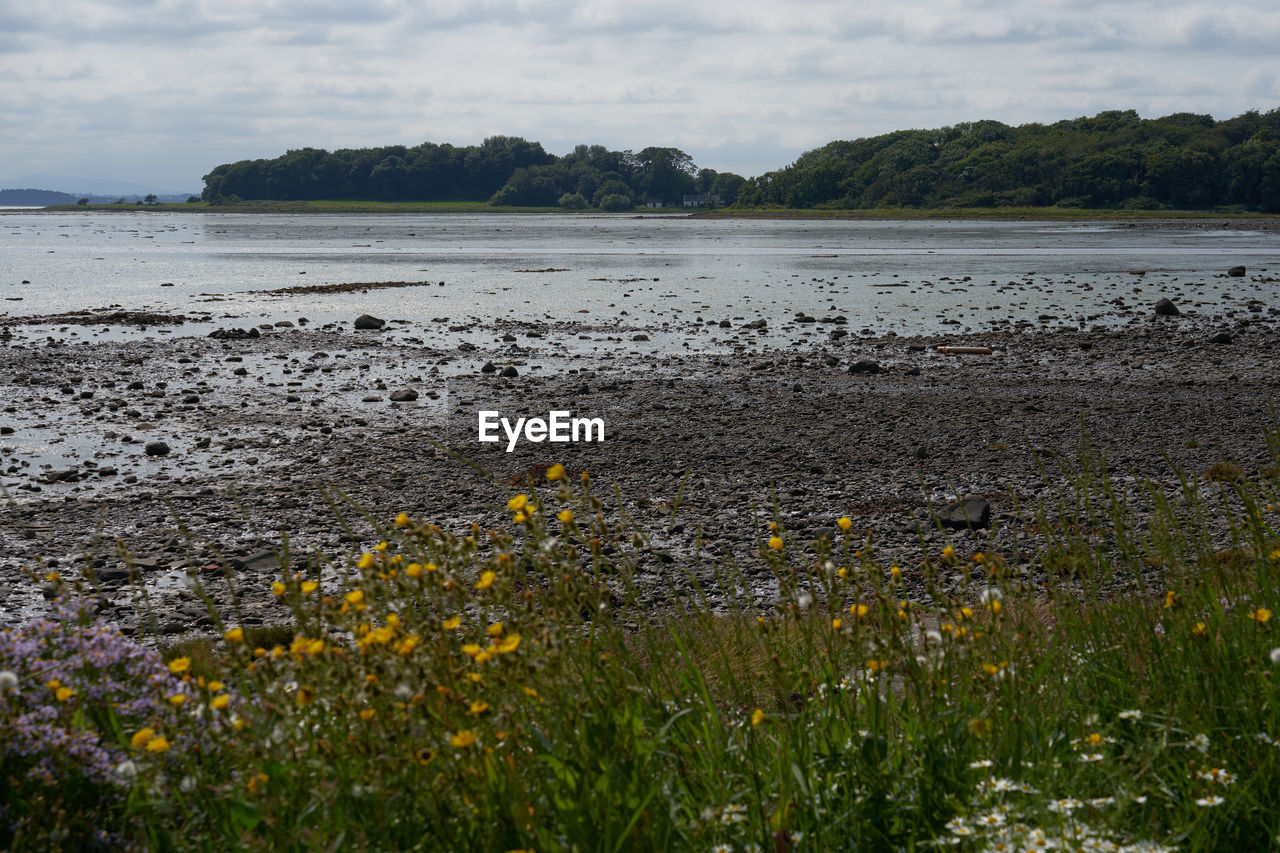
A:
[937,495,991,529]
[354,314,386,330]
[1228,265,1246,277]
[1154,297,1181,317]
[480,361,497,373]
[1209,331,1233,345]
[500,365,519,378]
[848,360,881,374]
[389,388,419,402]
[144,441,171,457]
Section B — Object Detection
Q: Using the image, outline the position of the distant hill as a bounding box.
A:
[0,188,78,206]
[0,173,194,197]
[735,108,1280,212]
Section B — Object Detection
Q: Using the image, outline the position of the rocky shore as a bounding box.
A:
[2,310,1278,633]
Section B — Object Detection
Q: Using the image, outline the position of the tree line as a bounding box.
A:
[736,109,1280,211]
[201,136,745,210]
[200,109,1280,211]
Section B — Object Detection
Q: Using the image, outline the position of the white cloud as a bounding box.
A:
[0,0,1276,189]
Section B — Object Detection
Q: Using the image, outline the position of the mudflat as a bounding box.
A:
[2,312,1277,631]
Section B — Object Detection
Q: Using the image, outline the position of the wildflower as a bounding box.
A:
[131,728,156,749]
[360,709,376,721]
[546,463,566,481]
[768,536,784,551]
[1193,621,1207,635]
[271,581,286,596]
[116,760,139,781]
[1164,590,1176,609]
[968,718,990,737]
[396,636,420,656]
[462,644,483,658]
[968,759,993,768]
[296,687,315,707]
[55,685,76,702]
[1193,733,1211,753]
[796,592,812,610]
[469,701,490,715]
[1195,795,1224,807]
[443,615,462,630]
[496,633,521,654]
[168,693,186,706]
[301,580,318,594]
[1249,608,1272,623]
[751,708,765,726]
[1079,753,1105,762]
[1270,648,1280,665]
[475,571,496,590]
[168,657,191,674]
[850,603,869,617]
[487,622,504,637]
[558,509,574,524]
[225,627,244,643]
[211,694,231,710]
[1198,767,1237,785]
[837,516,853,532]
[942,545,955,560]
[0,670,16,692]
[713,845,733,853]
[507,494,528,511]
[346,590,365,605]
[982,663,1000,676]
[357,553,375,570]
[450,730,477,748]
[831,618,843,630]
[394,512,411,526]
[146,736,171,753]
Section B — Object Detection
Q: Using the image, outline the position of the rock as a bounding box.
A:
[937,495,990,530]
[744,319,767,330]
[354,314,386,330]
[632,334,650,341]
[502,334,517,342]
[389,388,419,402]
[500,366,519,378]
[1209,331,1233,345]
[1153,298,1181,317]
[127,380,144,390]
[361,395,382,402]
[208,327,260,339]
[144,441,171,457]
[0,426,12,435]
[1228,265,1246,277]
[480,361,497,374]
[848,360,881,374]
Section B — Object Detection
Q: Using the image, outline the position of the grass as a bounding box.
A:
[3,446,1280,850]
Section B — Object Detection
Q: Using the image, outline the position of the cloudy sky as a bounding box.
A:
[2,0,1278,192]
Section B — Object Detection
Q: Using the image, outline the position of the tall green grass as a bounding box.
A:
[4,441,1280,850]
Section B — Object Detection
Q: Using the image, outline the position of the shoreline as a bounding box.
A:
[3,317,1278,632]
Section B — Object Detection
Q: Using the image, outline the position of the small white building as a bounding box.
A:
[682,193,722,207]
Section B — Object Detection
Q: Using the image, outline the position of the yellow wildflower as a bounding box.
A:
[130,728,154,749]
[271,582,286,596]
[546,463,566,481]
[1164,590,1177,609]
[225,627,244,643]
[394,512,411,526]
[55,686,76,702]
[211,694,231,710]
[396,636,419,656]
[751,708,765,726]
[497,634,522,654]
[359,709,376,721]
[168,693,186,706]
[451,730,477,748]
[346,589,365,605]
[1250,608,1272,623]
[301,581,318,594]
[558,509,574,524]
[167,657,191,674]
[357,553,376,570]
[145,736,171,753]
[406,563,423,578]
[469,700,490,715]
[942,545,956,560]
[475,571,496,590]
[1193,622,1208,635]
[295,686,315,707]
[443,615,462,630]
[982,663,1000,676]
[768,536,784,551]
[507,494,529,511]
[831,618,843,630]
[462,643,483,658]
[850,603,869,617]
[837,516,852,532]
[487,622,504,637]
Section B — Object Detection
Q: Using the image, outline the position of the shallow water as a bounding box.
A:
[2,212,1278,339]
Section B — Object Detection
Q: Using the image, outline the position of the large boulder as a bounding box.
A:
[354,314,386,330]
[1153,298,1181,317]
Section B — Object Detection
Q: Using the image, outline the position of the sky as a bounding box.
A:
[1,0,1278,193]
